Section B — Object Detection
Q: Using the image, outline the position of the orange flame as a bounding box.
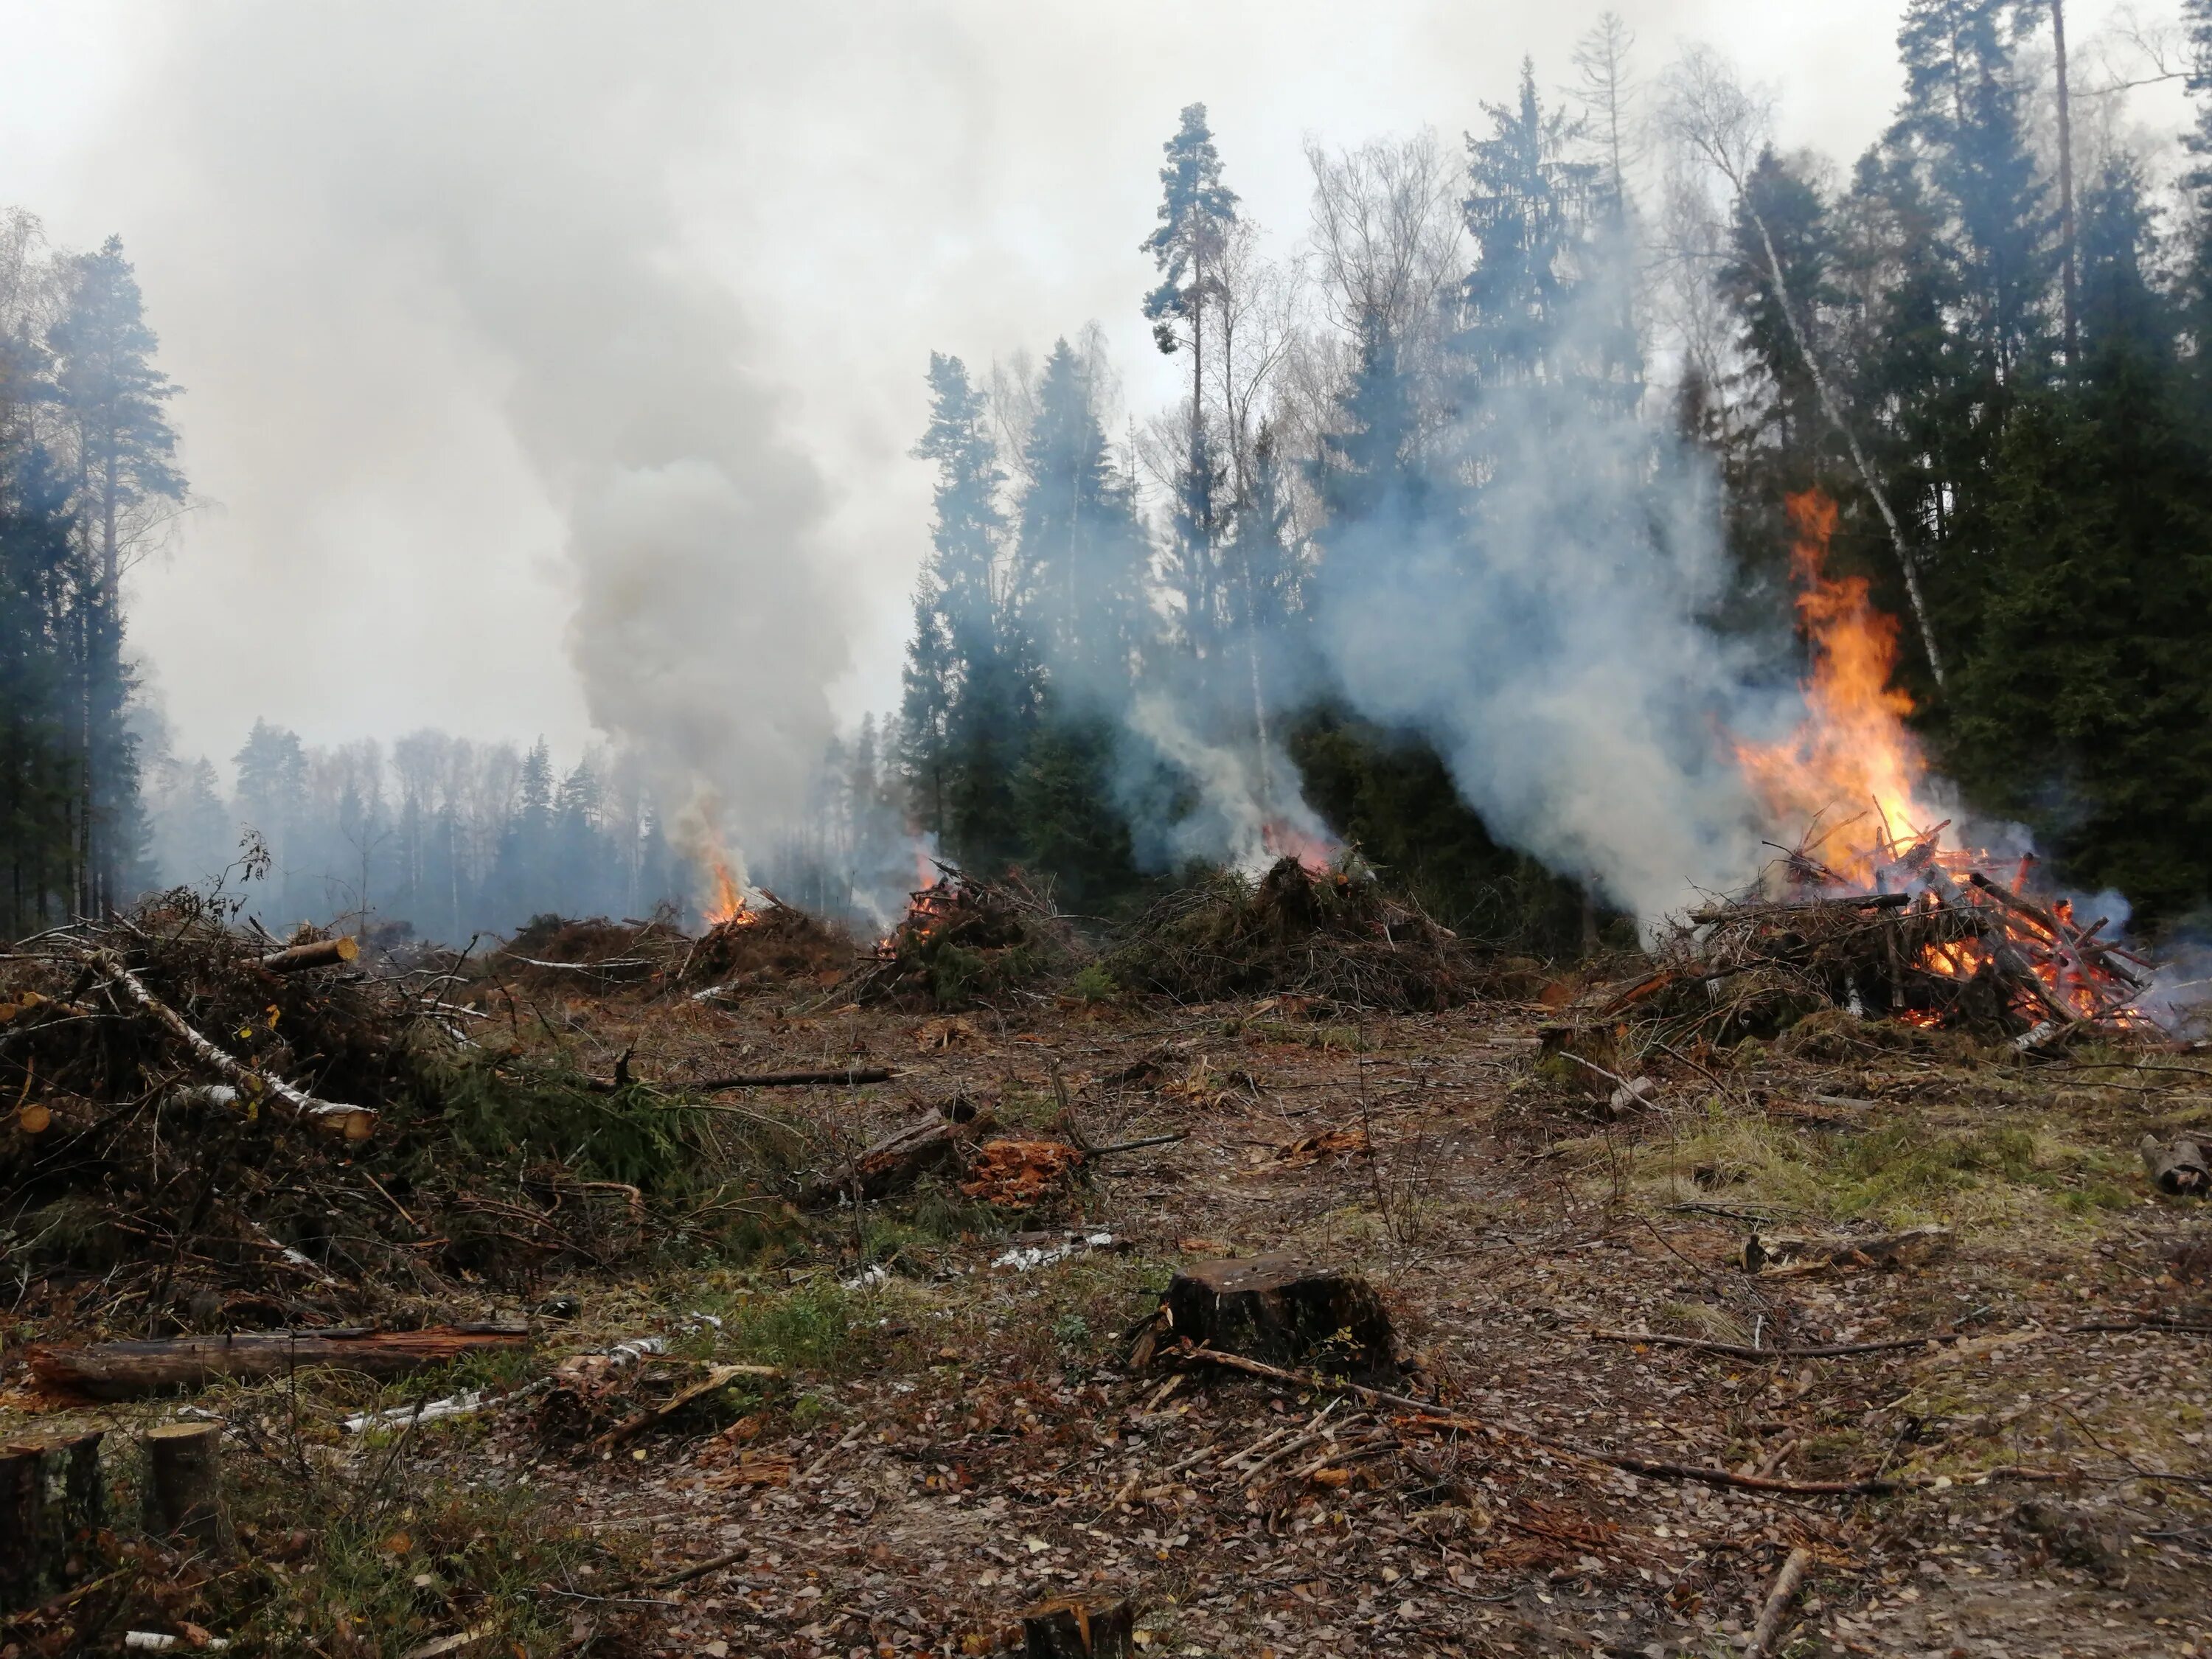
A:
[1261,821,1339,876]
[1734,491,1940,883]
[702,848,754,928]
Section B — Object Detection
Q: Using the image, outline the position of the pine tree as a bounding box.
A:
[46,236,181,911]
[1141,105,1239,658]
[0,439,79,930]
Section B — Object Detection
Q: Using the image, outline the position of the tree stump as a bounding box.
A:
[1022,1595,1136,1658]
[142,1423,226,1550]
[0,1431,105,1612]
[0,1444,44,1611]
[1159,1254,1394,1373]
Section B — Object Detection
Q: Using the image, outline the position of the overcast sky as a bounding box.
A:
[0,0,2189,782]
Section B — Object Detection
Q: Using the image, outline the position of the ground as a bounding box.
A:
[4,978,2210,1658]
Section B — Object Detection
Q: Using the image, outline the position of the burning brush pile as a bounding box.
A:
[846,864,1085,1009]
[681,882,855,995]
[0,891,717,1332]
[1626,491,2156,1051]
[1107,851,1474,1012]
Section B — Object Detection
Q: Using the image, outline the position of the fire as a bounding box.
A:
[1731,489,2149,1031]
[701,848,756,928]
[1734,491,1937,883]
[1261,820,1339,876]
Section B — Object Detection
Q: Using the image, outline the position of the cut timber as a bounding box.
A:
[29,1324,529,1401]
[2141,1134,2210,1197]
[1158,1254,1394,1374]
[142,1422,226,1550]
[799,1101,992,1208]
[1022,1595,1136,1659]
[86,952,375,1140]
[260,935,359,974]
[1746,1546,1814,1658]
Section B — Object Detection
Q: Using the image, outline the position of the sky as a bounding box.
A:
[0,0,2191,787]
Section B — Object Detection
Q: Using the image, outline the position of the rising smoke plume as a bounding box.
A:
[91,3,848,892]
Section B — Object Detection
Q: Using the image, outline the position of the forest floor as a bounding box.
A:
[7,975,2212,1658]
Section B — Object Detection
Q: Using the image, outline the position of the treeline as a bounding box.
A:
[133,713,917,945]
[1,214,182,934]
[897,3,2212,936]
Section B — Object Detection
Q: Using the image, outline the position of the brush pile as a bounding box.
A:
[1593,838,2154,1050]
[1107,855,1472,1012]
[496,910,688,991]
[680,896,855,995]
[0,892,712,1333]
[847,866,1085,1009]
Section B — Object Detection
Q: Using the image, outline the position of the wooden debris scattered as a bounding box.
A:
[1740,1225,1952,1276]
[800,1099,995,1208]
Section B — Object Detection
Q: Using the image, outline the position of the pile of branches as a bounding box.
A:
[846,866,1084,1009]
[1107,855,1474,1012]
[495,909,690,991]
[679,897,855,995]
[1596,864,2152,1051]
[1,893,714,1332]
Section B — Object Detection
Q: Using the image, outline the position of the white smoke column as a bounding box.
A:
[91,4,846,890]
[1312,347,1776,922]
[1124,689,1332,872]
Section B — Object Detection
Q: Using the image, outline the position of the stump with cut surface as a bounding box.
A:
[2141,1134,2209,1197]
[142,1422,226,1550]
[1022,1595,1135,1658]
[1159,1254,1393,1373]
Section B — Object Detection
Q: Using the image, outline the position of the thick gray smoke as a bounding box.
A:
[1312,377,1777,920]
[90,4,846,891]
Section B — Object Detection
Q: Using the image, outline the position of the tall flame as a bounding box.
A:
[1734,491,1941,882]
[702,846,751,927]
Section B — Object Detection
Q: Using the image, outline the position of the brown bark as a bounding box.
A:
[799,1104,991,1208]
[0,1444,43,1610]
[1747,1547,1814,1658]
[259,936,360,974]
[1153,1255,1394,1374]
[2140,1135,2210,1197]
[1023,1595,1136,1659]
[695,1066,896,1091]
[30,1325,529,1401]
[142,1422,226,1550]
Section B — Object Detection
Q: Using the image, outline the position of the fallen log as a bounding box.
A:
[260,936,360,974]
[695,1066,895,1090]
[1587,1327,1954,1360]
[799,1102,991,1208]
[2140,1134,2210,1197]
[29,1324,529,1401]
[86,952,375,1140]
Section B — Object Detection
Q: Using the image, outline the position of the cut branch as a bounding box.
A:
[87,951,376,1139]
[260,936,360,974]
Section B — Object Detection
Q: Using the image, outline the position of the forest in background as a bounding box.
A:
[6,0,2212,949]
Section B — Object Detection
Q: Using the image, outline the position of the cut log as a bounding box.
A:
[142,1422,226,1550]
[799,1101,992,1208]
[1155,1255,1394,1374]
[86,952,375,1140]
[260,935,360,974]
[2140,1134,2210,1197]
[1021,1595,1136,1659]
[29,1324,530,1401]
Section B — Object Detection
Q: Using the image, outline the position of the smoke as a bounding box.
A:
[84,3,846,893]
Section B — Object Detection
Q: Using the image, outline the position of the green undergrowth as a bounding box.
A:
[1625,1102,2140,1229]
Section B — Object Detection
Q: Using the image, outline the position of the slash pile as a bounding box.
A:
[1612,832,2154,1049]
